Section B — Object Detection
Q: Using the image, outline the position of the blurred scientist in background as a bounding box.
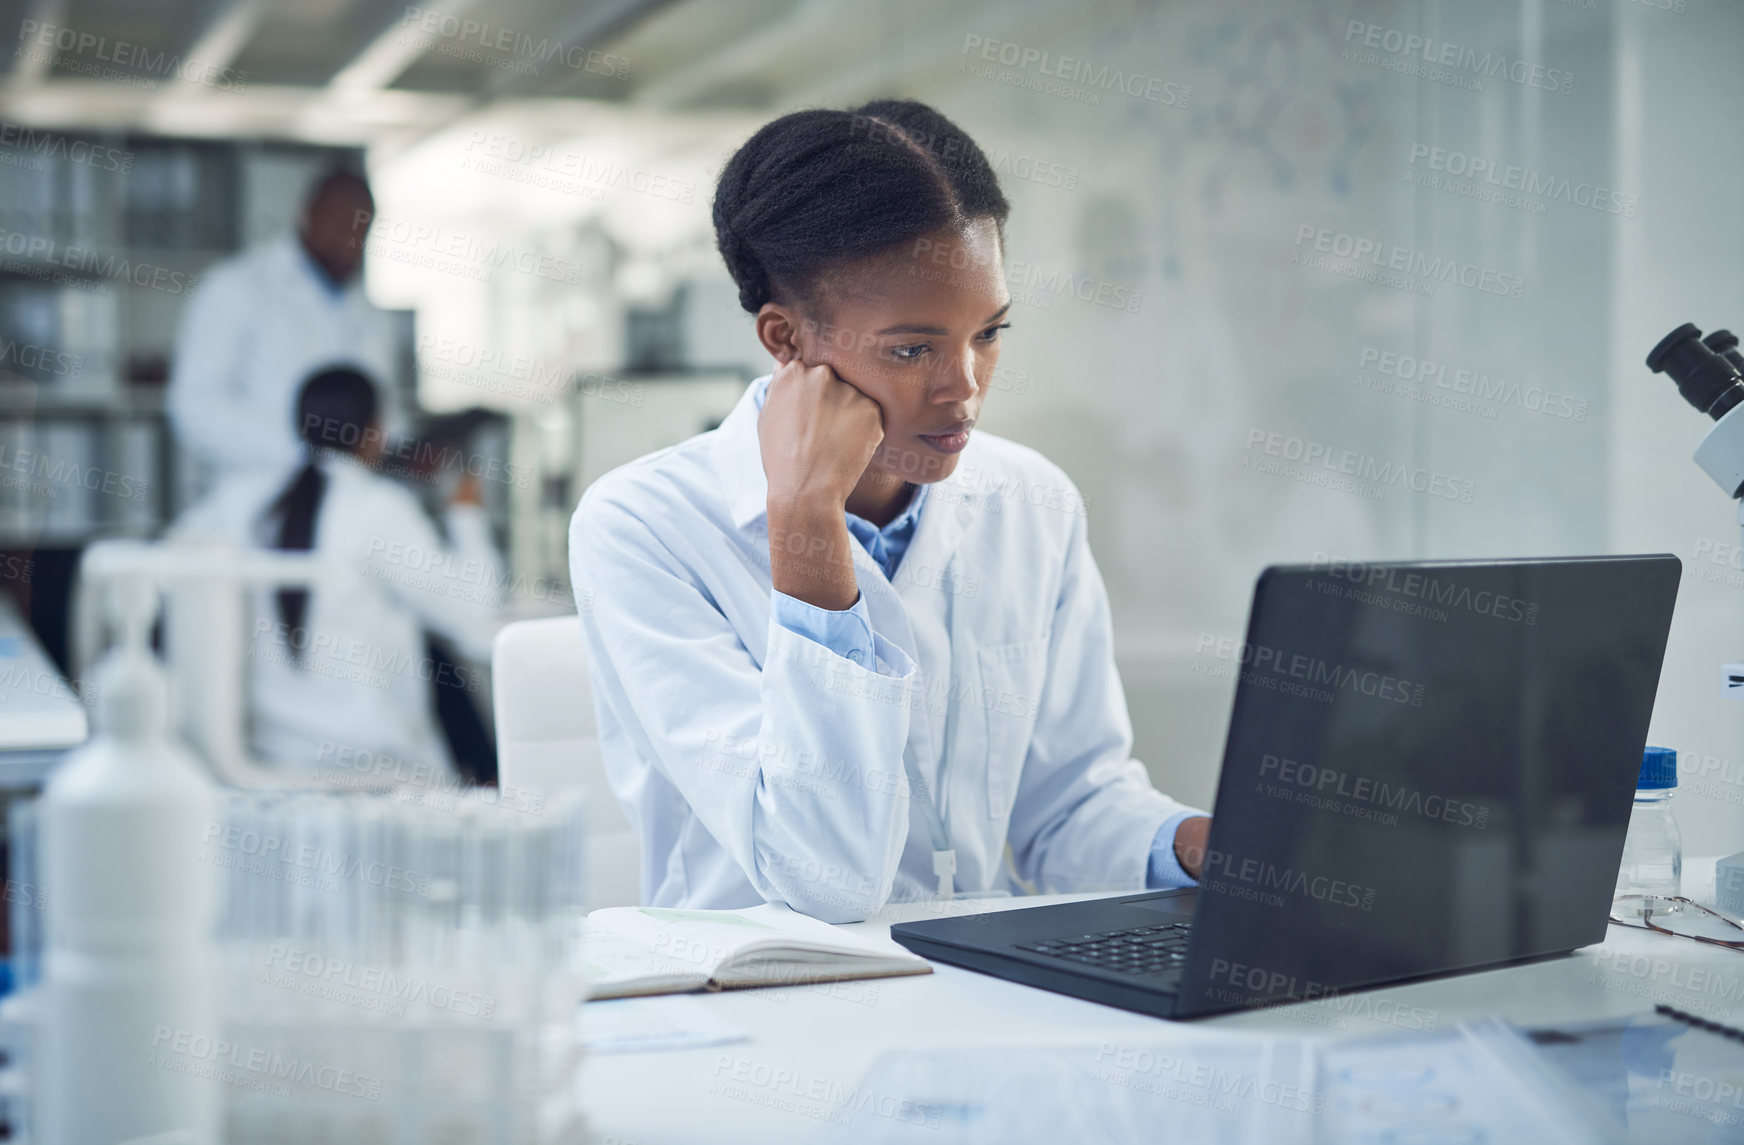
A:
[168,169,403,489]
[175,367,501,782]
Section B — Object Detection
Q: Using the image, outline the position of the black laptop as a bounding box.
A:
[891,556,1681,1019]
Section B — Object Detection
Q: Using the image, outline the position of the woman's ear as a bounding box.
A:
[754,303,802,365]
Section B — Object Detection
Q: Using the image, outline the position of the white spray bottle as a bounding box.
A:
[39,570,220,1144]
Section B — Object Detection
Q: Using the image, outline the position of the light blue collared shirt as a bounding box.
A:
[767,489,927,670]
[1148,809,1199,887]
[753,378,1195,890]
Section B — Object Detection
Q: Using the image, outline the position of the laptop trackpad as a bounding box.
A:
[1122,889,1198,919]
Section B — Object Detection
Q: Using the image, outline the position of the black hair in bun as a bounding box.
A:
[711,99,1010,313]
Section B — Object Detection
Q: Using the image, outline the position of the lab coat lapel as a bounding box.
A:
[280,240,348,368]
[709,378,773,533]
[855,461,978,671]
[275,240,321,354]
[881,461,976,774]
[893,464,972,591]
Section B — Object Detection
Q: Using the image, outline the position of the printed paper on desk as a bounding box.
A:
[808,1020,1624,1144]
[809,1034,1321,1144]
[578,994,748,1055]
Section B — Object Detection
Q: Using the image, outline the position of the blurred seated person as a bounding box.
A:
[174,366,502,785]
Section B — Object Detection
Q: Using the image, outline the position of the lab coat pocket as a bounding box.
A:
[978,637,1048,819]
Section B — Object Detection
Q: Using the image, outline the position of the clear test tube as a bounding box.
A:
[209,791,240,1009]
[409,788,463,969]
[238,793,266,946]
[566,790,587,916]
[223,791,290,1020]
[7,797,38,993]
[517,805,550,970]
[291,792,344,963]
[542,791,582,964]
[502,797,533,969]
[457,797,498,969]
[220,792,261,944]
[532,793,563,965]
[453,796,475,968]
[355,796,396,970]
[550,790,586,936]
[387,794,423,968]
[486,795,520,970]
[347,795,374,966]
[211,790,241,946]
[270,793,299,952]
[489,796,516,966]
[247,793,290,947]
[390,794,420,969]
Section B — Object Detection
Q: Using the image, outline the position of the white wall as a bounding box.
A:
[854,0,1617,818]
[382,0,1744,860]
[1608,0,1744,862]
[688,0,1744,856]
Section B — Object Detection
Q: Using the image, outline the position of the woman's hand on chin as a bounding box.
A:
[760,359,884,612]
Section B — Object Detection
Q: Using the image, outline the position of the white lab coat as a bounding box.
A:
[571,377,1202,922]
[168,235,402,484]
[174,453,502,780]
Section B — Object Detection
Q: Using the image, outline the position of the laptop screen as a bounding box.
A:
[1174,556,1680,1018]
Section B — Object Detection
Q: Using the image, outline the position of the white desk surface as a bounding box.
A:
[0,593,85,757]
[580,861,1744,1144]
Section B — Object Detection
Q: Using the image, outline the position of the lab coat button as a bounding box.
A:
[847,648,864,665]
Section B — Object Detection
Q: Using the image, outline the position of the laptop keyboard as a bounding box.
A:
[1015,920,1193,976]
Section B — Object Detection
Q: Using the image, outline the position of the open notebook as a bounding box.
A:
[579,902,932,1000]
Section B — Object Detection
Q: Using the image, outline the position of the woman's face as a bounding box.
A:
[785,219,1011,488]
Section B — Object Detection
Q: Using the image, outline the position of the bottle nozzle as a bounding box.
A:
[109,573,156,651]
[94,570,168,740]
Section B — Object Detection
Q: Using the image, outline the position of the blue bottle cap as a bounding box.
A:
[1638,746,1677,790]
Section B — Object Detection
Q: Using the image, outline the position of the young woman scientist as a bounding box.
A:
[572,100,1211,922]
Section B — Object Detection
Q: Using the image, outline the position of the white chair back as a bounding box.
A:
[491,616,640,909]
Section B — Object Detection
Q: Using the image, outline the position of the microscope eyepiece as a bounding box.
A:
[1705,329,1744,374]
[1648,323,1744,421]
